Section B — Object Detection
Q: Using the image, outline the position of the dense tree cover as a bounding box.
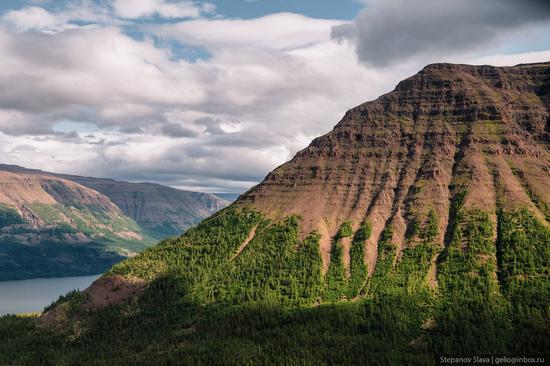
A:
[430,208,511,355]
[429,203,550,355]
[366,226,395,295]
[324,221,352,302]
[0,204,23,228]
[497,209,550,353]
[348,222,371,298]
[0,297,437,365]
[109,208,324,306]
[0,205,548,364]
[108,208,265,281]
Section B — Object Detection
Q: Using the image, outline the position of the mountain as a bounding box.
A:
[239,62,550,269]
[52,174,229,239]
[2,62,549,364]
[0,165,229,280]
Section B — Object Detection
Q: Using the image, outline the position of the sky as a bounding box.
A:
[0,0,549,193]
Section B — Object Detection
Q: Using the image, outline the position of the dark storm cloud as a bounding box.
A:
[332,0,550,66]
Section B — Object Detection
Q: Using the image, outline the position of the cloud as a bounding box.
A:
[98,104,157,121]
[332,0,550,66]
[112,0,215,19]
[161,122,198,137]
[195,117,226,135]
[1,2,120,33]
[10,144,39,153]
[472,49,550,66]
[0,25,206,117]
[2,6,59,32]
[151,13,344,50]
[0,8,397,191]
[0,110,52,135]
[0,2,549,193]
[1,1,214,33]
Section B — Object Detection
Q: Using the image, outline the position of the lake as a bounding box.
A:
[0,275,99,316]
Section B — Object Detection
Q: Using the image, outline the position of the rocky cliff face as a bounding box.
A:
[239,62,550,271]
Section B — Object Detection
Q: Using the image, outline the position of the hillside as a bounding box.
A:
[0,165,229,280]
[2,62,549,364]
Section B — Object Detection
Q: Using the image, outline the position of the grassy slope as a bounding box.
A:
[0,201,548,365]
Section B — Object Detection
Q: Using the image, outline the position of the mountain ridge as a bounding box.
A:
[238,61,549,271]
[53,173,229,238]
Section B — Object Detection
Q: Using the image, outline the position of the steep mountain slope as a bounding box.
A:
[2,62,549,364]
[239,62,550,272]
[0,165,229,280]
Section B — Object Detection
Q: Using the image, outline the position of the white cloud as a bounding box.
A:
[471,49,550,66]
[0,26,206,114]
[152,13,344,50]
[113,0,215,19]
[0,11,400,191]
[99,104,157,121]
[2,6,61,32]
[1,2,119,33]
[1,1,213,33]
[0,2,548,193]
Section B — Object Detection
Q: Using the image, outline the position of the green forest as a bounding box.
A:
[0,202,548,365]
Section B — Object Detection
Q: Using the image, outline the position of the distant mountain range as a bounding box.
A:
[52,173,230,239]
[0,164,229,280]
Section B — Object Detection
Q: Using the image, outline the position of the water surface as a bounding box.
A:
[0,275,98,316]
